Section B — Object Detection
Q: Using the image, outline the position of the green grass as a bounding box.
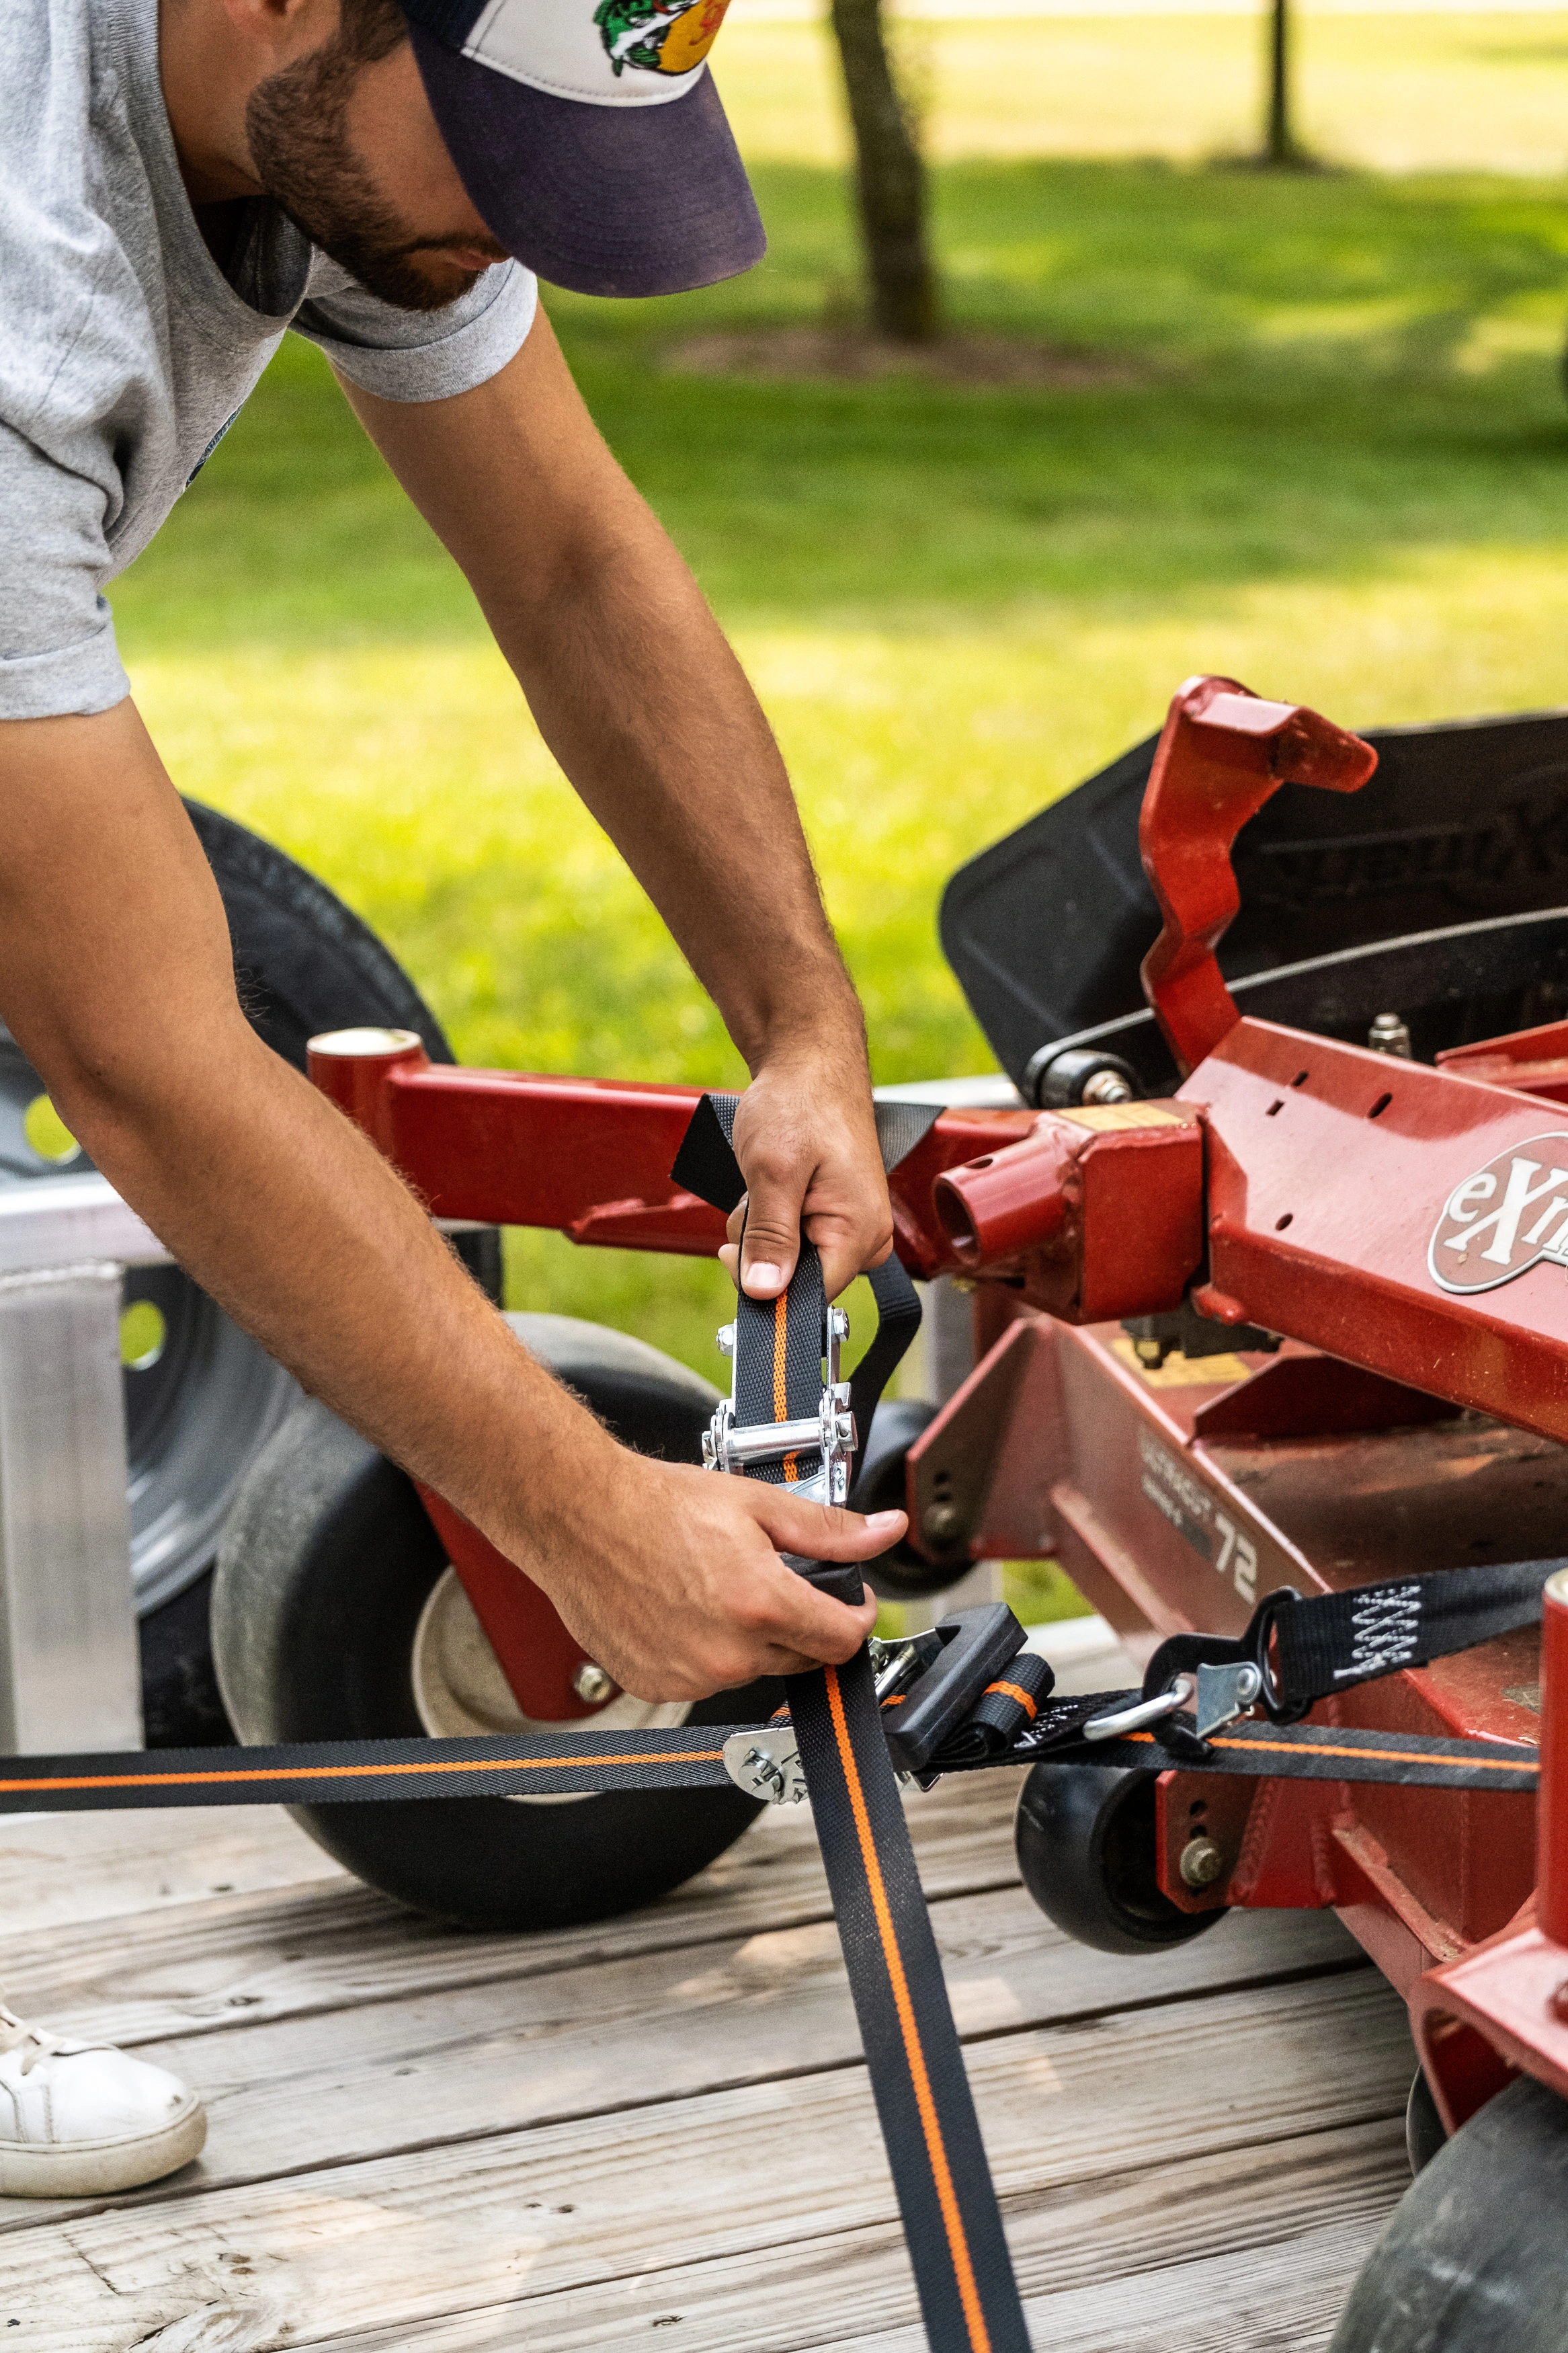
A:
[714,9,1568,179]
[115,128,1568,1388]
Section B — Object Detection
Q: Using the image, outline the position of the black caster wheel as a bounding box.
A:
[1015,1758,1224,1955]
[213,1315,777,1931]
[1333,2072,1568,2350]
[0,800,500,1747]
[1406,2064,1448,2177]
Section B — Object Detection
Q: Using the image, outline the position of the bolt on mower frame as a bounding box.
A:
[312,676,1568,2141]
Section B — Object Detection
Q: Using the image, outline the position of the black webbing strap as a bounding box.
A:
[0,1688,1533,1817]
[0,1727,737,1813]
[995,1698,1539,1791]
[675,1090,1031,2353]
[1143,1554,1565,1726]
[792,1654,1032,2353]
[1273,1556,1562,1704]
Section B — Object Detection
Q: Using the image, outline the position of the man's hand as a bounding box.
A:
[719,1042,893,1304]
[530,1445,900,1696]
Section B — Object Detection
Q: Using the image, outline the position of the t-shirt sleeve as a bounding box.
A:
[290,259,538,405]
[0,422,129,721]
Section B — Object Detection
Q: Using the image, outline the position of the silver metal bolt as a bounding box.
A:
[1180,1835,1227,1890]
[923,1501,965,1547]
[572,1661,614,1706]
[716,1324,736,1357]
[829,1307,850,1341]
[1367,1013,1412,1060]
[1082,1069,1135,1106]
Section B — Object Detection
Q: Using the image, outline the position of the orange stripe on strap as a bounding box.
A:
[984,1680,1038,1722]
[1122,1731,1534,1775]
[824,1665,992,2353]
[776,1293,799,1483]
[0,1751,726,1796]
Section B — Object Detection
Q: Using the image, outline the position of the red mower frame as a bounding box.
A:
[311,674,1568,2143]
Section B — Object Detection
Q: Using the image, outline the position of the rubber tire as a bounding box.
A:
[183,799,503,1304]
[212,1316,778,1931]
[1015,1759,1223,1955]
[1406,2065,1448,2178]
[136,804,502,1745]
[1331,2073,1568,2351]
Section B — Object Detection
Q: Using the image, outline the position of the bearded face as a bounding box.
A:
[245,34,502,313]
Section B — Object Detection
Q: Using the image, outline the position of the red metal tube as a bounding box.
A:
[308,1027,429,1150]
[1539,1566,1568,1946]
[934,1125,1073,1264]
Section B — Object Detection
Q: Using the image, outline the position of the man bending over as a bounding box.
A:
[0,0,899,2192]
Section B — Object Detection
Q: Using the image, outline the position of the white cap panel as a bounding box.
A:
[464,0,729,108]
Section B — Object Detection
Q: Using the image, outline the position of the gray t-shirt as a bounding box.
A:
[0,0,538,721]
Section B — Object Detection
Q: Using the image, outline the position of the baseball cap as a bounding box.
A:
[399,0,767,298]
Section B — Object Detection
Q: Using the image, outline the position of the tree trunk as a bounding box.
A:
[1264,0,1293,164]
[829,0,938,342]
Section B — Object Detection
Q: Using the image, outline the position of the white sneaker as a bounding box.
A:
[0,2005,205,2196]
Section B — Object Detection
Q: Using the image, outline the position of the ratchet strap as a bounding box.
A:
[1003,1701,1540,1791]
[675,1090,1032,2353]
[1141,1554,1566,1726]
[0,1693,1533,1817]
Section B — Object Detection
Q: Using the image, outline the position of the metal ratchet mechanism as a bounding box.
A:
[702,1304,858,1505]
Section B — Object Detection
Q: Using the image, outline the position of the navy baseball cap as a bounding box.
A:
[400,0,766,298]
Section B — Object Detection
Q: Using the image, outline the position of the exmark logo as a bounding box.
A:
[1429,1131,1568,1295]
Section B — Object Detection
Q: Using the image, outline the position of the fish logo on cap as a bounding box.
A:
[594,0,731,77]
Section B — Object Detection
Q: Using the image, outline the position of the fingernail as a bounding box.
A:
[746,1263,784,1296]
[865,1511,904,1534]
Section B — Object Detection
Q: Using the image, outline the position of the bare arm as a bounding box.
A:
[338,309,893,1302]
[0,703,893,1691]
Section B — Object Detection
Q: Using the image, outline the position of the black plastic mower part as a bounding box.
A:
[1015,1758,1223,1954]
[1122,1298,1282,1369]
[1033,1045,1144,1109]
[941,707,1568,1094]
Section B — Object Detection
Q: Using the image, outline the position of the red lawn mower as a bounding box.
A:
[214,675,1568,2349]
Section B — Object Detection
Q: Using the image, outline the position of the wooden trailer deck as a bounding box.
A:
[0,1642,1416,2353]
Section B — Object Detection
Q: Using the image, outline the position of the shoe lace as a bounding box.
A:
[0,2005,63,2077]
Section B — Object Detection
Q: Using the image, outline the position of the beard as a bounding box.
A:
[245,39,485,313]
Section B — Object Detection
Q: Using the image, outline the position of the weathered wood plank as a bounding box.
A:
[272,2137,1407,2353]
[0,1771,1030,2049]
[2,1841,1357,2073]
[0,1971,1411,2347]
[65,1896,1364,2204]
[0,1807,342,1936]
[0,2118,1408,2352]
